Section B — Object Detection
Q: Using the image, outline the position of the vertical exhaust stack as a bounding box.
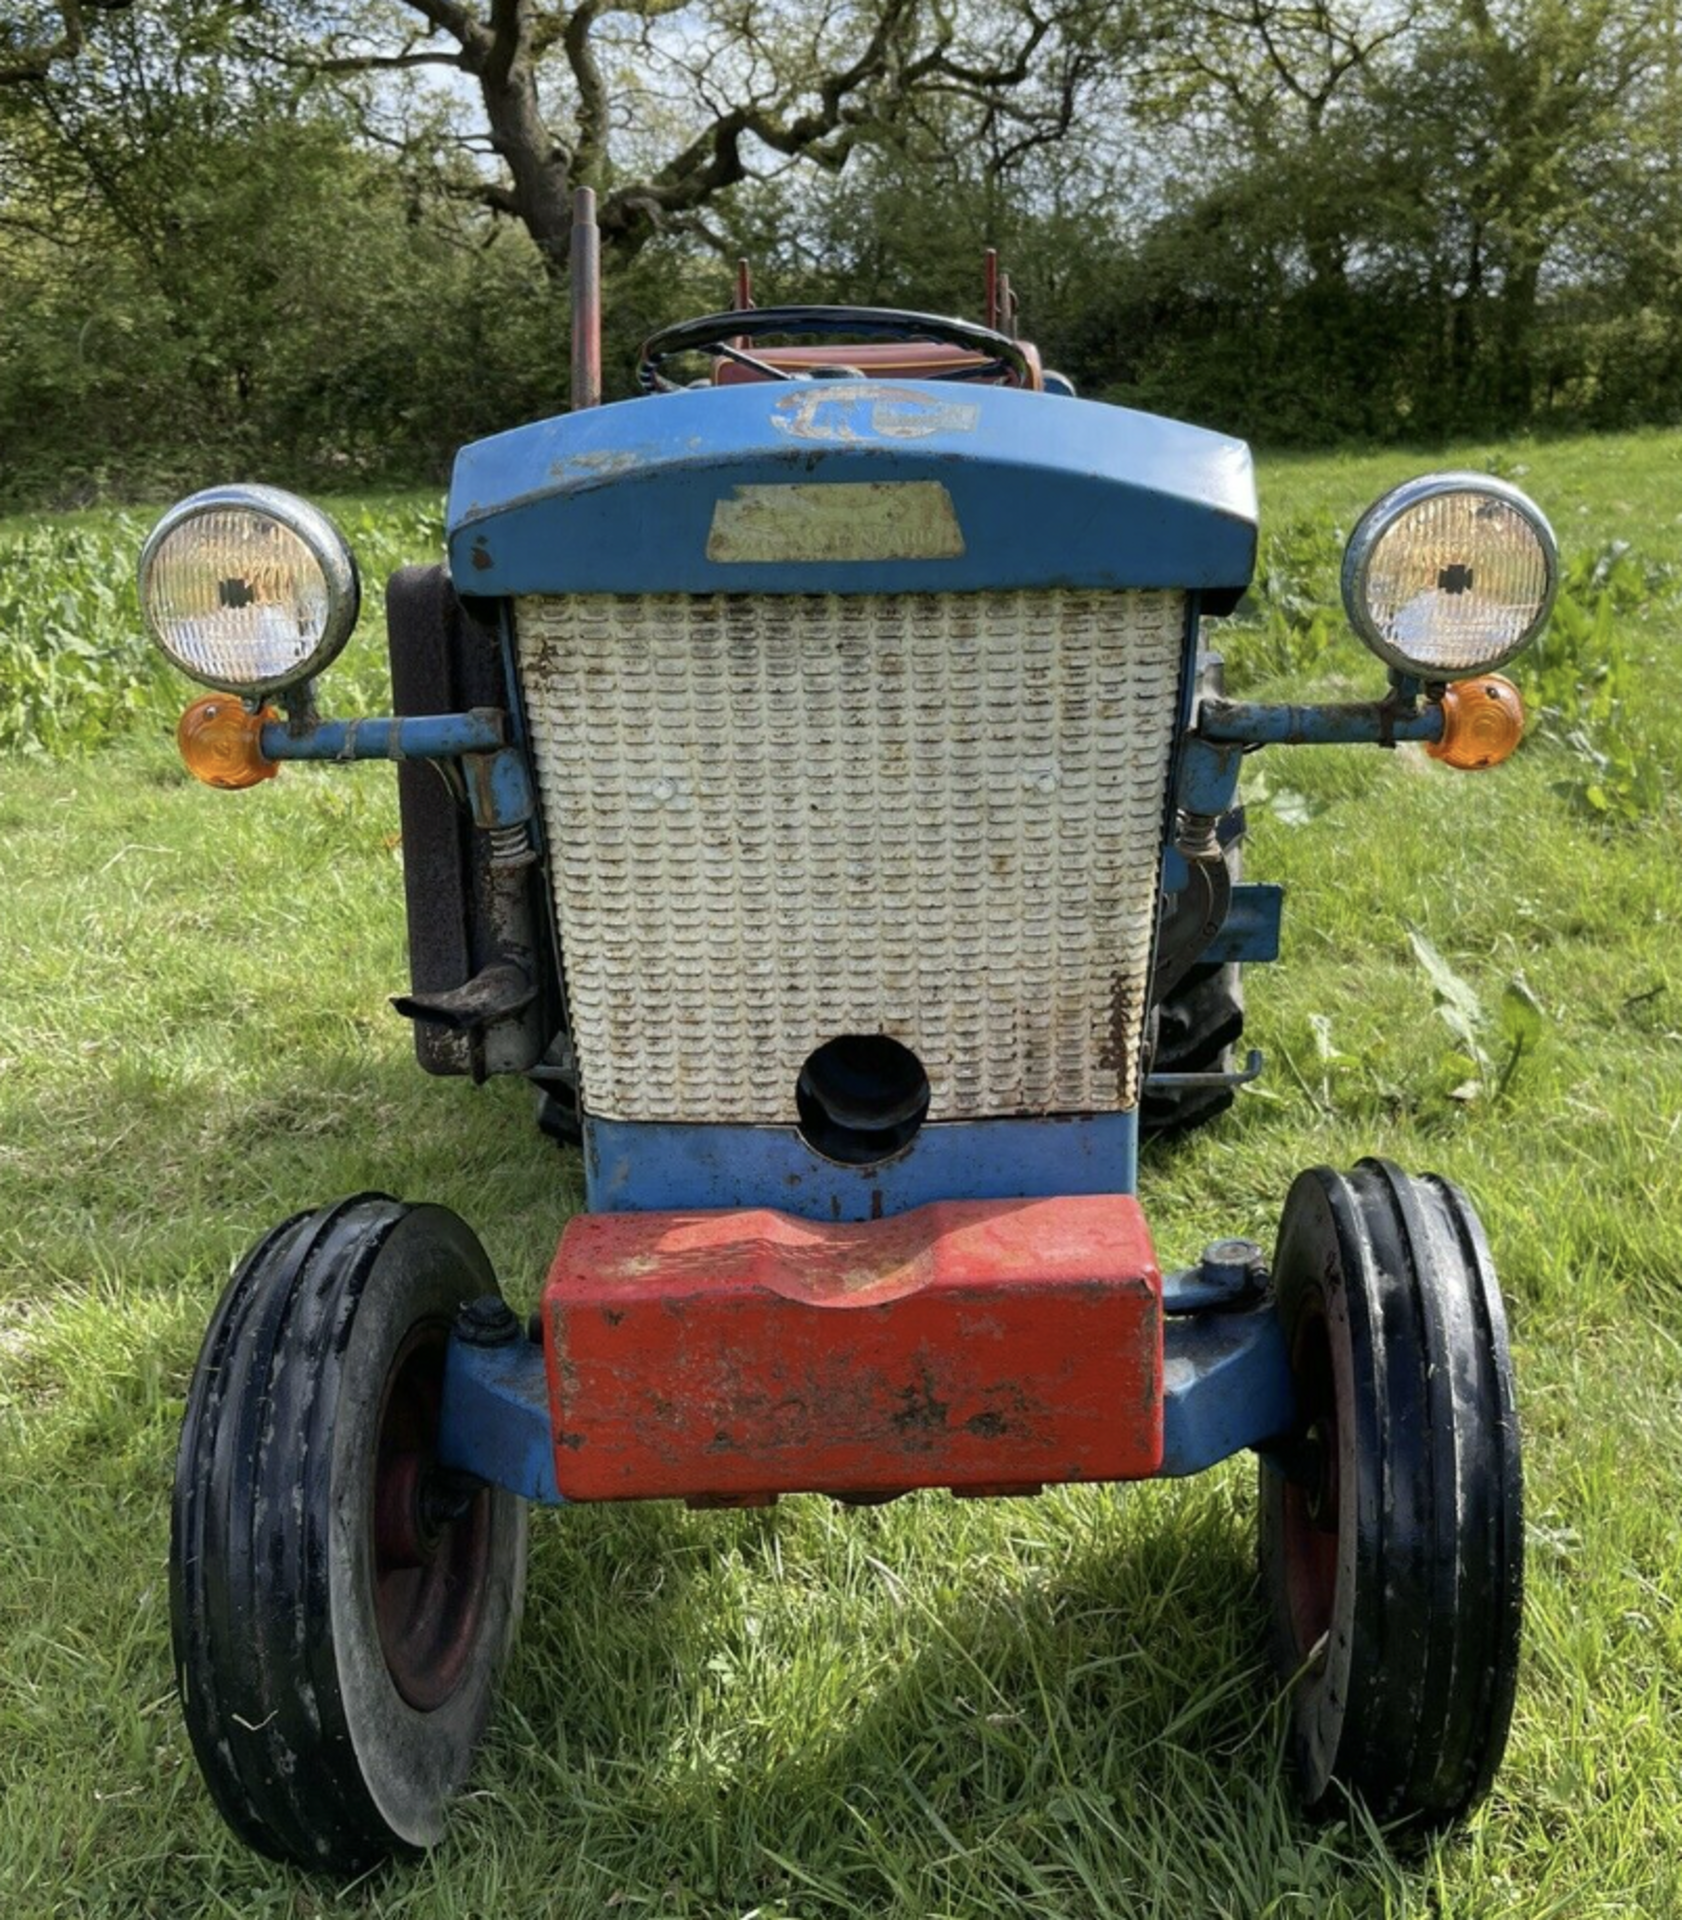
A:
[570,186,602,411]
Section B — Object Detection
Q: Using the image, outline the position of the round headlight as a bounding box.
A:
[138,485,359,695]
[1341,473,1557,678]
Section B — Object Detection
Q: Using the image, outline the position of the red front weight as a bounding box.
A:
[542,1194,1163,1502]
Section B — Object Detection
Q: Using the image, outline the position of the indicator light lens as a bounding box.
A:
[177,695,279,790]
[1426,675,1526,770]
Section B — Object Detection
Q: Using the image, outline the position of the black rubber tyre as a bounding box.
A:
[170,1196,527,1873]
[1142,803,1246,1139]
[1140,957,1245,1137]
[536,1087,583,1150]
[1259,1159,1523,1823]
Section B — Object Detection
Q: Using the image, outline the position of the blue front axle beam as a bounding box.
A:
[437,1285,1295,1506]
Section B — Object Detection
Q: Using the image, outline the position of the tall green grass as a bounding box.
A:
[0,495,442,756]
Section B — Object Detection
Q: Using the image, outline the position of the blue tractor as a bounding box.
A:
[144,201,1548,1871]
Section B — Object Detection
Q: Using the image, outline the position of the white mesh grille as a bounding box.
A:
[516,590,1185,1123]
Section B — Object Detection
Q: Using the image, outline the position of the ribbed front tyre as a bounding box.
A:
[1260,1159,1524,1822]
[170,1196,527,1873]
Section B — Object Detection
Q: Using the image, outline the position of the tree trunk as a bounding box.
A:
[1447,220,1484,428]
[480,63,573,278]
[1494,253,1539,424]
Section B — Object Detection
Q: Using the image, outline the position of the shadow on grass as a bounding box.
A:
[473,1487,1416,1917]
[4,1045,1426,1916]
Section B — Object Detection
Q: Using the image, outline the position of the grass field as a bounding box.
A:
[2,430,1680,1918]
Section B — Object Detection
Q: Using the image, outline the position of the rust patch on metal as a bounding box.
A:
[889,1370,951,1440]
[1098,968,1146,1104]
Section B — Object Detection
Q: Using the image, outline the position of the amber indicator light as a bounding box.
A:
[177,694,279,790]
[1426,675,1525,771]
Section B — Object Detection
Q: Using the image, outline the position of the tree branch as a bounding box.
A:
[561,0,611,181]
[0,1,135,86]
[272,48,469,76]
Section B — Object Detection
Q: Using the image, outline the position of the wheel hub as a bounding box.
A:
[371,1323,494,1712]
[1300,1420,1340,1531]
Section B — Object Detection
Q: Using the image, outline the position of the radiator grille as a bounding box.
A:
[516,590,1185,1124]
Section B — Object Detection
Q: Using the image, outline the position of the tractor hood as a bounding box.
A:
[445,381,1256,606]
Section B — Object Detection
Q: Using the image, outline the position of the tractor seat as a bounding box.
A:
[714,339,1043,390]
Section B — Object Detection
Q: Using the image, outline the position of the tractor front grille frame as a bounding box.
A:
[515,588,1187,1126]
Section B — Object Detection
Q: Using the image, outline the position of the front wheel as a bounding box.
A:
[170,1196,527,1872]
[1259,1159,1523,1822]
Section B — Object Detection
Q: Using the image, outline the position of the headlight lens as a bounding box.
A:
[139,485,359,694]
[1341,474,1557,678]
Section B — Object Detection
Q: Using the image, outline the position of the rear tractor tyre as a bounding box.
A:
[170,1196,527,1873]
[1140,958,1245,1137]
[1142,803,1246,1139]
[536,1087,583,1150]
[1259,1159,1523,1823]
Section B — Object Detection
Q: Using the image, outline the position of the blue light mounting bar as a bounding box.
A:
[256,708,535,835]
[257,709,507,762]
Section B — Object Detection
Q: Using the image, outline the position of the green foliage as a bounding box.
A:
[1408,929,1547,1104]
[0,515,165,755]
[1510,541,1675,828]
[1223,517,1346,681]
[0,39,569,510]
[0,492,444,755]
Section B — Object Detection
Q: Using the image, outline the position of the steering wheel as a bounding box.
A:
[636,304,1034,393]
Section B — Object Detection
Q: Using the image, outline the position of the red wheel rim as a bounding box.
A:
[1281,1306,1339,1659]
[370,1322,492,1711]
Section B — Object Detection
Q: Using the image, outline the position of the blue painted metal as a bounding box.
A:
[1173,732,1246,818]
[1205,883,1283,964]
[583,1111,1139,1220]
[1197,697,1445,747]
[462,745,536,829]
[1176,692,1449,816]
[1159,1304,1296,1477]
[437,1333,561,1504]
[1161,1242,1268,1314]
[446,382,1256,599]
[258,709,506,762]
[433,1252,1295,1502]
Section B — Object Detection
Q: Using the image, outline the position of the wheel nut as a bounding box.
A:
[457,1295,521,1346]
[1197,1238,1269,1302]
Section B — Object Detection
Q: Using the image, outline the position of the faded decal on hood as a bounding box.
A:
[707,481,965,564]
[769,383,981,444]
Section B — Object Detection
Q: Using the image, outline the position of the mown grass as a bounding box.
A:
[2,430,1680,1918]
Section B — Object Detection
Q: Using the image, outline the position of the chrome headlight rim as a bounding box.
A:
[138,483,361,697]
[1340,470,1560,680]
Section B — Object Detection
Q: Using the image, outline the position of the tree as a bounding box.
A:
[1373,0,1658,422]
[0,2,137,84]
[1127,1,1417,294]
[241,0,1108,277]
